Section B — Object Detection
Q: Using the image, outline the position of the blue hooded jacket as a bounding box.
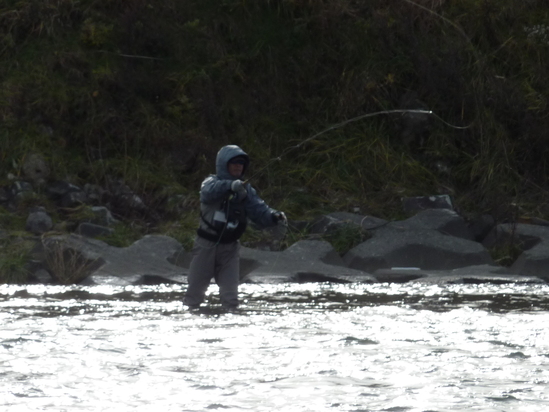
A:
[197,145,278,242]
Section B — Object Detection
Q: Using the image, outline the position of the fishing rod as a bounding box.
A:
[245,108,473,182]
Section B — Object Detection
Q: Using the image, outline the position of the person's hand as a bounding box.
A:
[230,179,247,200]
[272,211,287,225]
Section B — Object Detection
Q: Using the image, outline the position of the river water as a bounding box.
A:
[1,282,549,412]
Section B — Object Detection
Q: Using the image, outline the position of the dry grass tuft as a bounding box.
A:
[42,237,103,284]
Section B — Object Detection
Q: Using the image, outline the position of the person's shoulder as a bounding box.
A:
[201,174,218,186]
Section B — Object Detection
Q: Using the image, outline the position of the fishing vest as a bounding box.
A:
[197,197,248,243]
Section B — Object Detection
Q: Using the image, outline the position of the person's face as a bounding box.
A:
[227,159,245,177]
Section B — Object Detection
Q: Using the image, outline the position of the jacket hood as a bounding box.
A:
[215,145,249,180]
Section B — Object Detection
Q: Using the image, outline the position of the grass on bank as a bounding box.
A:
[0,237,33,284]
[2,0,549,244]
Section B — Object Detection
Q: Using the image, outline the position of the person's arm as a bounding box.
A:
[200,176,233,204]
[244,185,284,228]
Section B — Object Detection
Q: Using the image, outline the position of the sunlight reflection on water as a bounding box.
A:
[1,283,549,411]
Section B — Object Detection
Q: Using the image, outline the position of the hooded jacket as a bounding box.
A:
[196,145,278,243]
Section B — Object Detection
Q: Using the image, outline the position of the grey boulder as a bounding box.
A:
[383,208,474,240]
[240,240,376,284]
[41,234,187,286]
[26,207,53,235]
[401,194,454,214]
[343,227,494,273]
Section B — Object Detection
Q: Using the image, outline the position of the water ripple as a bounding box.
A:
[1,283,549,411]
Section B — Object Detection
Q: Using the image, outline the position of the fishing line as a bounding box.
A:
[239,108,471,265]
[203,109,472,257]
[252,3,483,283]
[246,109,473,182]
[245,1,478,183]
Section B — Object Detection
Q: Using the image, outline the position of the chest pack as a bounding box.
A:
[198,198,247,243]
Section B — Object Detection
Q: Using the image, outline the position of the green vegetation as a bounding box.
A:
[323,224,371,255]
[95,222,144,248]
[489,241,524,267]
[0,206,27,231]
[0,236,33,283]
[2,0,549,247]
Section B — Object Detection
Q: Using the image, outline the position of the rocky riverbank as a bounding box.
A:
[3,171,548,286]
[30,208,549,286]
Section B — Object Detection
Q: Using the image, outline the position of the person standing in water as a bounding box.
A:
[184,145,287,310]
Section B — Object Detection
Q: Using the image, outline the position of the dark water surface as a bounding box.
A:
[1,282,549,412]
